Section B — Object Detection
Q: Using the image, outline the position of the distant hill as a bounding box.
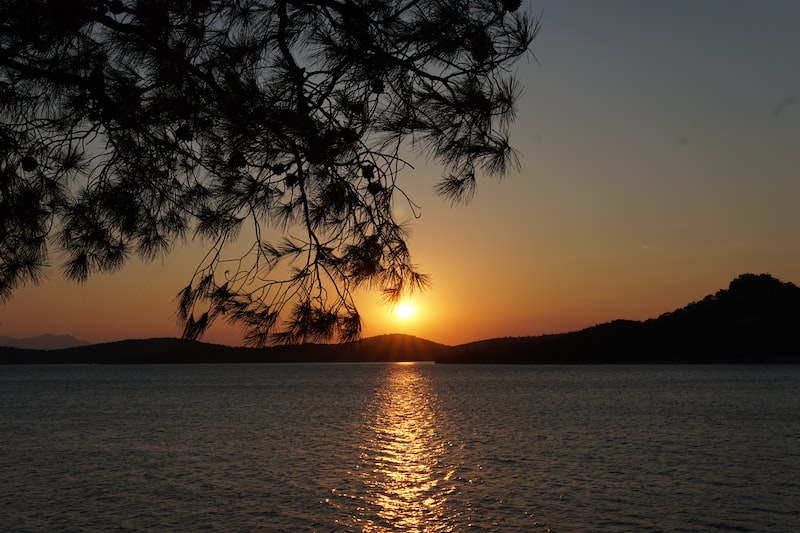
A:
[333,334,450,362]
[2,274,799,364]
[440,273,800,364]
[0,334,449,364]
[0,333,90,350]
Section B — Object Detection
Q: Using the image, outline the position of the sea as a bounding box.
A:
[1,362,799,532]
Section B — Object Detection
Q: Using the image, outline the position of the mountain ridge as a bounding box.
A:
[0,333,449,364]
[440,273,800,363]
[2,273,799,364]
[0,333,90,350]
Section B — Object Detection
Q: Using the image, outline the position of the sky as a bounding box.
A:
[2,0,799,346]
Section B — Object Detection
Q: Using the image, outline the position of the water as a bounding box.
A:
[1,363,799,532]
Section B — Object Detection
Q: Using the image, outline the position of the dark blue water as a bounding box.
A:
[2,363,799,532]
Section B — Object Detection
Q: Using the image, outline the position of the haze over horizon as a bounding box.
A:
[2,0,799,346]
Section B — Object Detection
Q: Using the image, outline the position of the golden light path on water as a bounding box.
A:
[354,363,457,532]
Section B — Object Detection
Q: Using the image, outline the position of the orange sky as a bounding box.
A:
[3,1,800,346]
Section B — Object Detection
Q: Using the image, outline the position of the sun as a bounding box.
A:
[395,301,414,320]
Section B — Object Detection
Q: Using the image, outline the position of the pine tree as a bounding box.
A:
[0,0,537,344]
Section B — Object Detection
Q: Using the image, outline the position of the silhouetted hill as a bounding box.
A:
[0,334,448,364]
[440,273,800,363]
[0,333,90,350]
[3,274,798,364]
[333,334,450,362]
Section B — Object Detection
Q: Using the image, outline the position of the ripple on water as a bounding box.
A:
[1,363,799,532]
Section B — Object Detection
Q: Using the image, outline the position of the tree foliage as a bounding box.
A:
[0,0,537,344]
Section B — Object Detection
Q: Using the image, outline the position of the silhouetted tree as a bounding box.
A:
[0,0,537,344]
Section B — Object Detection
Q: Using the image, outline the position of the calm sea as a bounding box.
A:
[1,363,799,532]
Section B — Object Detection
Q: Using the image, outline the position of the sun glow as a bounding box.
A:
[395,301,414,320]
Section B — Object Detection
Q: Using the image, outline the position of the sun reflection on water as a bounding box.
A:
[355,363,456,532]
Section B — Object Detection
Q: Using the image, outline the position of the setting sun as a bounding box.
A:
[395,302,414,320]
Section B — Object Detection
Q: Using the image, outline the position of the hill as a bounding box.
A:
[2,274,799,364]
[0,333,89,350]
[439,273,800,363]
[0,334,448,364]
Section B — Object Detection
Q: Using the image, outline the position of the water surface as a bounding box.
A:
[2,363,798,531]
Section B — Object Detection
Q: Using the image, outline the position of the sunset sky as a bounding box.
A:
[2,0,799,346]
